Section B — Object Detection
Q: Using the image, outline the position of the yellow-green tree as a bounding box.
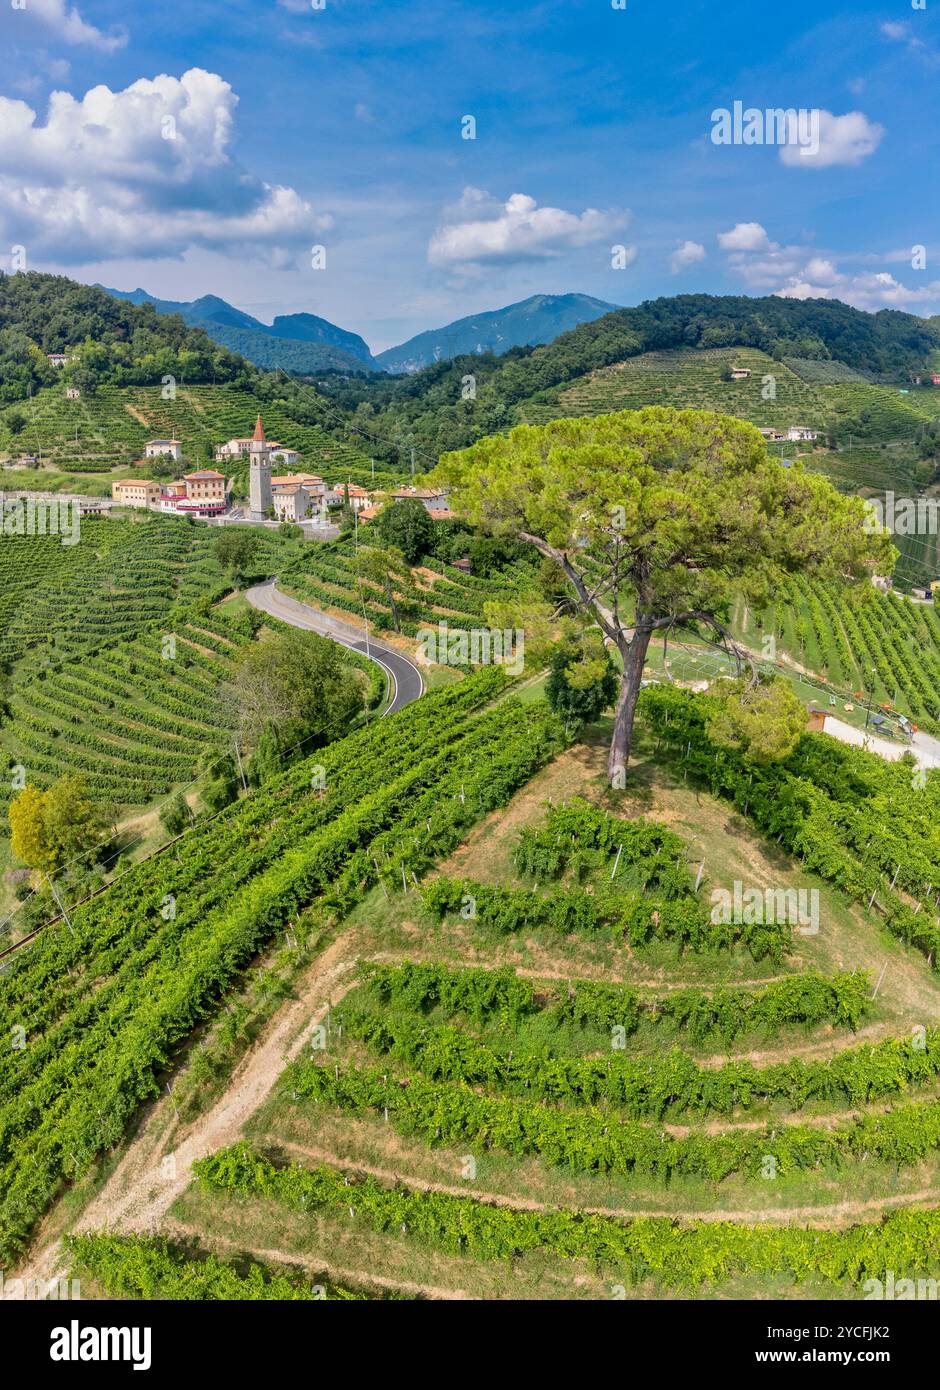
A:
[434,407,896,780]
[9,775,106,874]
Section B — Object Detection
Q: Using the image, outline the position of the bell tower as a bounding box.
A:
[248,415,272,520]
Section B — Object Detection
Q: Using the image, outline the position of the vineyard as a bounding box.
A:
[0,668,566,1266]
[735,575,940,726]
[0,514,233,667]
[518,348,828,430]
[0,383,399,495]
[5,604,940,1301]
[0,602,259,811]
[279,539,533,638]
[73,689,924,1303]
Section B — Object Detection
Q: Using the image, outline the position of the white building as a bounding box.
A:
[273,483,313,522]
[216,437,252,460]
[270,446,301,468]
[145,439,183,461]
[786,426,819,443]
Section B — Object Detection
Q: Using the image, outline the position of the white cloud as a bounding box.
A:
[717,220,940,312]
[0,69,330,263]
[670,240,706,274]
[428,188,630,268]
[717,222,773,252]
[775,270,940,312]
[779,110,884,168]
[0,0,126,52]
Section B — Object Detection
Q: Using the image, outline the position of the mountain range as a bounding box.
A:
[100,287,380,375]
[373,293,620,373]
[99,287,620,378]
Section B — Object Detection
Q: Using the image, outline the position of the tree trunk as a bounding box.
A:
[607,626,653,784]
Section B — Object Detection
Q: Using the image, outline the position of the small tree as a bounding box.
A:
[159,792,191,837]
[546,632,618,727]
[354,544,412,634]
[706,676,808,765]
[213,529,261,585]
[374,498,434,564]
[435,407,895,781]
[9,775,106,874]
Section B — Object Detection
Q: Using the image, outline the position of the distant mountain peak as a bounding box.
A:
[376,292,621,374]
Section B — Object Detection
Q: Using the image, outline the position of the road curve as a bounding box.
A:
[244,578,424,715]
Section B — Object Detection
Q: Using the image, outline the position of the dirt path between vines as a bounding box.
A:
[164,1222,465,1300]
[274,1139,940,1230]
[2,933,364,1296]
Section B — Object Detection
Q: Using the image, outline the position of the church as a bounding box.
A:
[248,416,273,520]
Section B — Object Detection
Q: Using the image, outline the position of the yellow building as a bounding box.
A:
[111,480,161,508]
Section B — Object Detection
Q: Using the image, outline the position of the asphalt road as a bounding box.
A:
[244,578,424,715]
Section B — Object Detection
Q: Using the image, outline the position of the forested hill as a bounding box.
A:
[323,294,940,465]
[0,273,359,444]
[0,272,259,403]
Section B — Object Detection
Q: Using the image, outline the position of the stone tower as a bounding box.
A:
[248,414,272,520]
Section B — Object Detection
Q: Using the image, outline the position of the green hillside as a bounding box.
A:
[519,347,826,427]
[0,382,398,496]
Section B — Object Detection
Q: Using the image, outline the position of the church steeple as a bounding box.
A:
[248,415,272,519]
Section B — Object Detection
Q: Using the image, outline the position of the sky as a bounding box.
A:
[0,0,937,351]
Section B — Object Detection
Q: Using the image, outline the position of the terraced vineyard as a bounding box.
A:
[153,708,940,1302]
[0,669,565,1268]
[735,576,940,727]
[0,515,230,666]
[519,348,828,430]
[280,539,534,636]
[0,604,259,812]
[0,383,397,494]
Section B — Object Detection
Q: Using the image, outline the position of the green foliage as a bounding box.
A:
[195,1142,940,1293]
[545,632,618,726]
[159,793,191,837]
[66,1232,368,1300]
[286,1056,940,1180]
[213,530,261,583]
[641,683,940,968]
[0,669,565,1264]
[231,627,364,755]
[9,774,106,873]
[373,498,434,564]
[706,676,808,765]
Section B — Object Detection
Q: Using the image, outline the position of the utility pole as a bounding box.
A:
[46,875,75,934]
[410,447,415,480]
[864,668,877,730]
[233,739,248,793]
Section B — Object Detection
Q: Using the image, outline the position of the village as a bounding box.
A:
[107,416,453,532]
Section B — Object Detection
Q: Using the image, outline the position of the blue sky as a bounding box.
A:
[0,0,937,350]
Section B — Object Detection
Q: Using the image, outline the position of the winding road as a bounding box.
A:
[245,578,424,715]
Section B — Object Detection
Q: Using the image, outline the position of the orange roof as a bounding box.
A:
[253,415,266,443]
[358,505,381,521]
